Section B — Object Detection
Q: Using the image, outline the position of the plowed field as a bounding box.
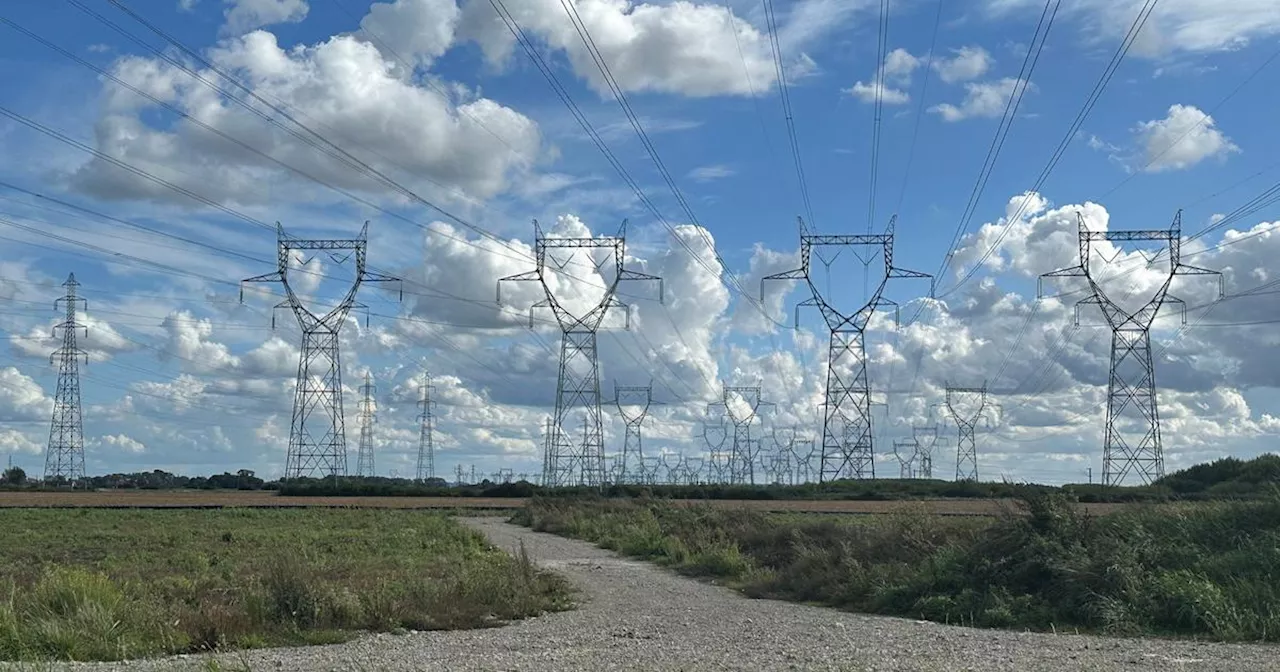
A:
[0,490,1126,515]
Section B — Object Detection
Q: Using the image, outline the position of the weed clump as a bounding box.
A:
[0,509,573,661]
[521,492,1280,642]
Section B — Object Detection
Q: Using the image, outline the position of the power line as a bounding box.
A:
[762,0,817,228]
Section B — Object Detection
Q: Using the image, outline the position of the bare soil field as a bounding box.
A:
[0,490,525,509]
[0,490,1126,515]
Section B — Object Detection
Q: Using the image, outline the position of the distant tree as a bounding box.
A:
[3,466,26,486]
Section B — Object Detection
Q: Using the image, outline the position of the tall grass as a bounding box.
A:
[517,494,1280,641]
[0,509,572,661]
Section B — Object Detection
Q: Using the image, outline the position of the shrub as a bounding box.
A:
[520,493,1280,642]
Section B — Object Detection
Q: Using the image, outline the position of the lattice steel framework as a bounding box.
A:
[242,224,399,479]
[45,274,88,484]
[702,416,729,484]
[417,371,437,482]
[355,372,376,477]
[707,385,773,485]
[940,383,997,482]
[911,424,946,480]
[763,217,932,482]
[1041,213,1222,486]
[893,438,918,479]
[499,221,662,488]
[613,383,658,485]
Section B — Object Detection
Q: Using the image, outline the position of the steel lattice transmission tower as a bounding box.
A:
[355,372,376,477]
[613,383,658,485]
[417,370,437,482]
[498,221,662,488]
[707,385,773,485]
[912,424,946,480]
[893,438,918,479]
[763,216,932,482]
[45,274,89,484]
[1041,212,1222,486]
[242,224,400,479]
[939,383,997,481]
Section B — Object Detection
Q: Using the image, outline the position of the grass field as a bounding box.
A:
[517,495,1280,642]
[0,508,572,661]
[0,490,1125,516]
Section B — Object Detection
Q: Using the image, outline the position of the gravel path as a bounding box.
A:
[37,517,1280,672]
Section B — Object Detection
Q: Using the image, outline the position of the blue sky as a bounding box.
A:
[1,0,1278,484]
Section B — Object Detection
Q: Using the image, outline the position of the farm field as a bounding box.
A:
[0,508,571,661]
[0,489,1126,515]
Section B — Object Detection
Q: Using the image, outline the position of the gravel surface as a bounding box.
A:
[27,517,1280,672]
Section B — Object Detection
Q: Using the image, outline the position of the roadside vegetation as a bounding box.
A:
[516,493,1280,642]
[273,453,1280,503]
[0,509,571,661]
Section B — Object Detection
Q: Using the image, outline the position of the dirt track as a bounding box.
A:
[42,517,1275,672]
[0,490,1126,515]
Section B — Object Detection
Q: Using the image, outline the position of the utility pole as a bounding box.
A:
[707,385,773,485]
[763,216,932,482]
[1041,212,1222,486]
[613,383,658,485]
[939,383,998,482]
[355,371,376,477]
[241,224,399,479]
[417,371,436,482]
[498,220,662,488]
[46,273,88,485]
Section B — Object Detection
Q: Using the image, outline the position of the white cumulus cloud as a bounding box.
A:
[930,77,1033,122]
[1134,104,1239,172]
[223,0,309,35]
[932,46,992,83]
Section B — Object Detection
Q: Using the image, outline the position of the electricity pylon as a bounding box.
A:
[45,273,88,484]
[912,424,946,480]
[1041,212,1222,486]
[707,385,773,484]
[613,383,658,485]
[702,416,729,484]
[893,438,918,478]
[498,220,661,488]
[763,216,932,482]
[242,223,400,479]
[417,370,436,482]
[355,371,376,477]
[938,383,998,482]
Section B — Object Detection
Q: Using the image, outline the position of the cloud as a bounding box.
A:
[930,77,1033,121]
[0,367,53,423]
[100,433,147,454]
[222,0,309,35]
[1134,104,1239,172]
[359,0,460,69]
[845,47,917,104]
[0,430,42,456]
[687,164,736,182]
[72,29,541,207]
[932,46,992,83]
[986,0,1280,56]
[9,314,136,363]
[456,0,782,97]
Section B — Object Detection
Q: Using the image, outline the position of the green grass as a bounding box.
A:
[516,494,1280,642]
[0,509,572,661]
